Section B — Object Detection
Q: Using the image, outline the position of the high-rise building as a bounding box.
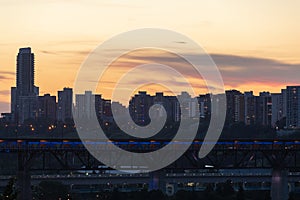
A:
[257,92,272,126]
[10,87,17,122]
[153,92,167,119]
[225,90,242,123]
[11,48,39,124]
[57,88,73,122]
[129,91,153,125]
[281,89,287,117]
[75,91,101,120]
[244,91,257,125]
[197,94,211,120]
[37,94,56,121]
[166,96,180,122]
[16,47,35,96]
[271,93,285,127]
[234,94,245,123]
[286,86,300,128]
[177,92,199,119]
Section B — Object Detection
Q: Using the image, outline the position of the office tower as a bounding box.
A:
[11,48,39,124]
[57,88,73,122]
[37,94,56,121]
[286,86,300,128]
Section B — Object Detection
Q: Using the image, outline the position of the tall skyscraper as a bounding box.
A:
[57,88,73,122]
[16,48,35,96]
[11,47,39,124]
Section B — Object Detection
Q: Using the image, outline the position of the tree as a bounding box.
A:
[33,181,69,200]
[223,180,235,196]
[236,183,245,200]
[1,177,17,200]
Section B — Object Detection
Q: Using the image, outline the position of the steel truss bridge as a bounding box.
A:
[0,138,299,200]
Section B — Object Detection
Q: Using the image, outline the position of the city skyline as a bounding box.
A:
[1,47,299,129]
[1,46,300,128]
[1,1,300,113]
[1,46,300,114]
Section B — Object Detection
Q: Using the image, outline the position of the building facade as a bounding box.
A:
[11,47,39,124]
[57,88,73,122]
[286,86,300,128]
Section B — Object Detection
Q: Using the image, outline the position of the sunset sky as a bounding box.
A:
[1,0,300,113]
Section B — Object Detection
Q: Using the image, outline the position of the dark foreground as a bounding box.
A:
[1,178,299,200]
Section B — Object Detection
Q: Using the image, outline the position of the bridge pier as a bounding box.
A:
[17,152,32,200]
[271,168,288,200]
[149,171,166,193]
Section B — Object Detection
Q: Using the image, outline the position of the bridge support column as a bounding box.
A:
[17,152,32,200]
[288,182,295,193]
[271,168,288,200]
[149,171,165,193]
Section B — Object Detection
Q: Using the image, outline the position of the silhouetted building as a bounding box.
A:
[37,94,56,121]
[129,91,154,125]
[57,88,73,122]
[18,95,38,123]
[234,94,245,123]
[101,99,113,126]
[177,92,198,119]
[94,94,103,119]
[197,94,211,120]
[16,47,35,96]
[165,96,180,122]
[74,91,102,120]
[281,89,287,117]
[244,91,257,125]
[286,86,300,128]
[11,48,39,124]
[271,93,285,127]
[225,90,242,123]
[10,87,17,122]
[257,92,272,126]
[0,113,12,123]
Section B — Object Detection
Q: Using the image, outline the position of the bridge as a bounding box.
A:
[0,138,299,200]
